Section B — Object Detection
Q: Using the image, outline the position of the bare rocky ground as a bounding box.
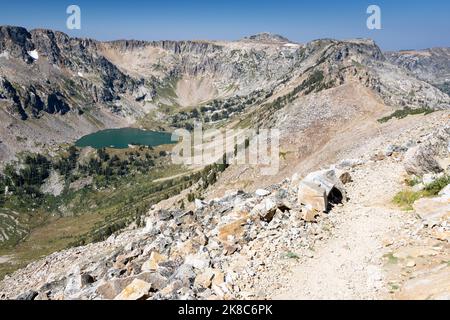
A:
[264,114,450,300]
[272,160,404,299]
[253,114,449,300]
[0,111,448,300]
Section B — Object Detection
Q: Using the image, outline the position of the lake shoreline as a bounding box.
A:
[75,128,176,149]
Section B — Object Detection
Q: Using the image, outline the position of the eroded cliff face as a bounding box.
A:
[0,26,35,62]
[0,26,144,118]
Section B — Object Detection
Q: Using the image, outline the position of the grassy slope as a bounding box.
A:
[0,158,193,279]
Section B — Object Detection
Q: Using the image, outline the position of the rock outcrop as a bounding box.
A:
[404,125,450,176]
[0,26,34,62]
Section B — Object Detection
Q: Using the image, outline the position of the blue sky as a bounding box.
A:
[0,0,449,50]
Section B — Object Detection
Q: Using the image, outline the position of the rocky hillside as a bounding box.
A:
[387,48,450,95]
[0,111,448,300]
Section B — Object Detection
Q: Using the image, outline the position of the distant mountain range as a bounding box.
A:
[0,25,449,162]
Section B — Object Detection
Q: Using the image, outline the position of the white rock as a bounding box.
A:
[195,199,207,210]
[184,254,210,269]
[291,173,301,185]
[0,51,10,59]
[336,158,364,169]
[63,266,81,298]
[255,189,270,197]
[303,169,346,199]
[413,196,450,225]
[412,183,425,193]
[406,260,416,268]
[423,174,436,185]
[439,184,450,198]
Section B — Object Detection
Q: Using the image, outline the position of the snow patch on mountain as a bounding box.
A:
[27,50,39,60]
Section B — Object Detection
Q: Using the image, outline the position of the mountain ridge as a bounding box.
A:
[1,25,449,165]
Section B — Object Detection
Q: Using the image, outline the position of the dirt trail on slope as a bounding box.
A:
[273,160,406,299]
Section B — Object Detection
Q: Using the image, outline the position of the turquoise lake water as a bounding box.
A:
[75,128,175,149]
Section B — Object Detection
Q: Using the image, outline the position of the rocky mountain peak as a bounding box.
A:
[0,25,34,61]
[241,32,292,44]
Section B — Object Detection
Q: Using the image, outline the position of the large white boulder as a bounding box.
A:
[297,168,347,214]
[298,181,327,213]
[303,169,347,201]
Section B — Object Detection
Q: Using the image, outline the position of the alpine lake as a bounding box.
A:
[75,128,176,149]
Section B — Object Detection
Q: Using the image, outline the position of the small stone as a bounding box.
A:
[251,198,278,222]
[211,284,225,298]
[80,274,95,287]
[372,152,386,161]
[141,251,167,272]
[339,172,352,185]
[382,239,394,247]
[172,264,196,286]
[412,183,425,192]
[301,207,319,222]
[184,254,210,269]
[114,279,151,300]
[160,280,183,297]
[431,230,450,242]
[211,270,225,287]
[439,184,450,197]
[195,199,207,210]
[113,251,138,269]
[194,269,215,289]
[223,243,239,255]
[406,260,416,268]
[34,292,49,300]
[422,174,437,185]
[255,189,271,197]
[385,145,396,157]
[16,290,38,300]
[336,158,364,169]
